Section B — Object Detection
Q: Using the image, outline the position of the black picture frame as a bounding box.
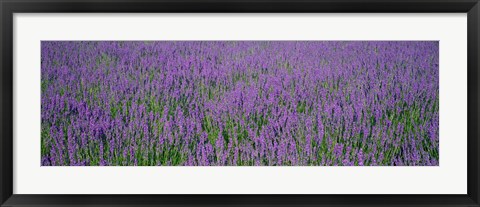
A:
[1,0,479,206]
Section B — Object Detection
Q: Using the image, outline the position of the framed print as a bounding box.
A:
[1,0,479,206]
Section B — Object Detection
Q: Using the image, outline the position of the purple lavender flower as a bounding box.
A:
[41,41,439,166]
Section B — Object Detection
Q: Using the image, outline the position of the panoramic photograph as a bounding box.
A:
[40,41,439,166]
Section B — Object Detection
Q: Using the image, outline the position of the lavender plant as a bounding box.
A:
[41,41,439,166]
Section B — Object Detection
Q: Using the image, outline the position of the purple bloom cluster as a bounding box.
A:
[41,41,439,166]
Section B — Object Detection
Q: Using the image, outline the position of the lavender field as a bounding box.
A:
[41,41,439,166]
